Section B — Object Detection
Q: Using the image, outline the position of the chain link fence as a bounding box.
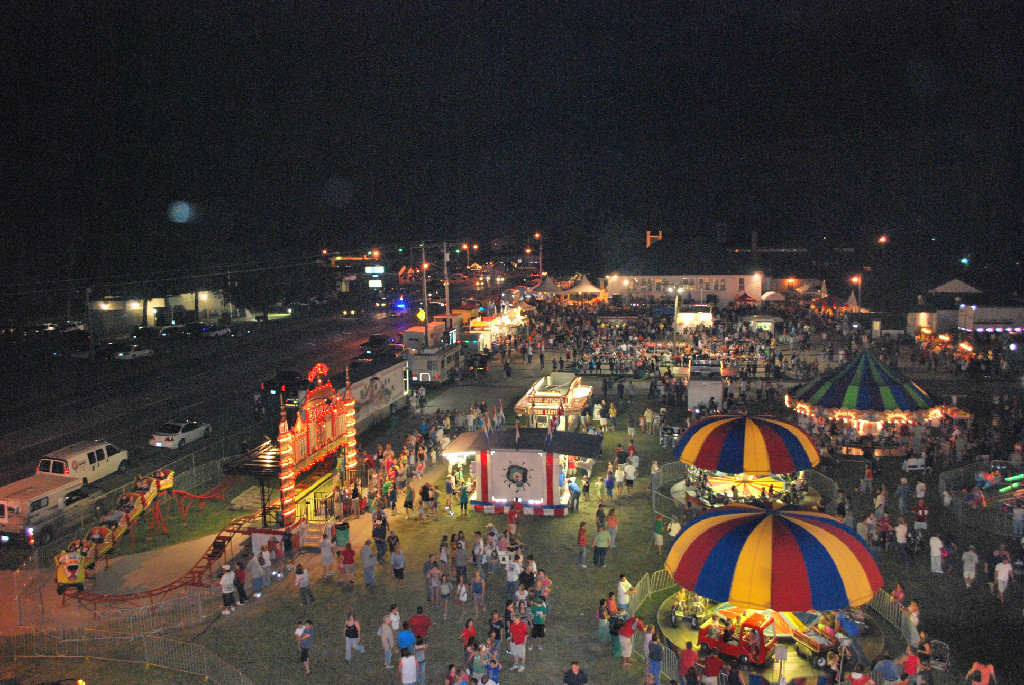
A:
[1,626,256,685]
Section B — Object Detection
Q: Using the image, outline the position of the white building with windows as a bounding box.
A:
[605,273,764,303]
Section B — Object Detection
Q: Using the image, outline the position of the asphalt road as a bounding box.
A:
[0,308,416,485]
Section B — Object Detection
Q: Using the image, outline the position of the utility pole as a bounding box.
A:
[85,287,96,361]
[442,241,452,337]
[420,243,429,331]
[534,232,543,276]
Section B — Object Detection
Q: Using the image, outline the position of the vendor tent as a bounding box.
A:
[820,279,828,298]
[929,278,981,295]
[761,291,785,302]
[791,352,934,411]
[565,276,601,294]
[845,291,859,310]
[530,277,563,294]
[733,292,756,303]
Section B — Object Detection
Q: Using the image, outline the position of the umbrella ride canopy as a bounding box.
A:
[792,352,933,411]
[674,415,820,475]
[665,504,882,611]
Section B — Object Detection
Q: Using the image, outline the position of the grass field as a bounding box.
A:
[180,394,680,685]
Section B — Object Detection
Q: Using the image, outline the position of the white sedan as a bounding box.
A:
[149,420,212,449]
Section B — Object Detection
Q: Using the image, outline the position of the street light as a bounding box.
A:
[534,232,543,276]
[851,275,862,312]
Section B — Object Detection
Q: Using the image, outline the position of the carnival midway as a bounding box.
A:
[3,274,1019,685]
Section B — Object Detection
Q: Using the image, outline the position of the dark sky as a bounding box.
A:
[4,1,1023,295]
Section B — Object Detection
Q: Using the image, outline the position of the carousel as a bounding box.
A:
[670,415,821,508]
[786,352,943,446]
[659,504,884,677]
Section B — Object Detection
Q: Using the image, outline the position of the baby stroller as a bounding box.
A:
[928,640,951,672]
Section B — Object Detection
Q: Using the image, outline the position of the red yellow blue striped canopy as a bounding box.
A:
[665,504,882,611]
[674,415,820,475]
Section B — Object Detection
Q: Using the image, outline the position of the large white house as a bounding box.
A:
[605,273,764,303]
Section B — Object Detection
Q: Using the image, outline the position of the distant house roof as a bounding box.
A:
[929,278,981,294]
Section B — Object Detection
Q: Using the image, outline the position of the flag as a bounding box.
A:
[546,415,554,446]
[515,419,521,444]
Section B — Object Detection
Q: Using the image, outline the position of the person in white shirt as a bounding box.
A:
[399,650,418,685]
[894,517,909,566]
[929,535,944,574]
[962,545,979,588]
[219,564,236,615]
[623,463,637,496]
[994,558,1013,602]
[616,574,635,615]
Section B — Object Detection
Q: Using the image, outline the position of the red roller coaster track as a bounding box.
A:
[63,478,255,610]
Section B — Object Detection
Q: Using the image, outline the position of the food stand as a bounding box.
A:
[515,372,593,430]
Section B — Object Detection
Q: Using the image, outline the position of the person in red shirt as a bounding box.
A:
[339,543,356,584]
[897,645,921,683]
[576,522,588,568]
[912,499,929,531]
[408,606,433,639]
[701,648,724,685]
[509,613,530,672]
[617,616,644,667]
[677,640,698,677]
[508,504,519,536]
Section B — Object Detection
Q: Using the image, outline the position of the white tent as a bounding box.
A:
[761,291,785,302]
[530,277,563,294]
[846,290,859,311]
[820,280,828,298]
[929,278,981,295]
[565,276,602,294]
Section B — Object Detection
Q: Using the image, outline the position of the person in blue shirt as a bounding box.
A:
[296,620,314,675]
[567,479,581,512]
[872,650,901,684]
[397,621,417,652]
[485,656,502,684]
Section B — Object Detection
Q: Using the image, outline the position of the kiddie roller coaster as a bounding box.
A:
[54,470,255,609]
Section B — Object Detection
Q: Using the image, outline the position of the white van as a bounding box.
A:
[0,475,96,545]
[39,439,129,485]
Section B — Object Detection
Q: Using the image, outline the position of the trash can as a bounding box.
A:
[336,521,350,547]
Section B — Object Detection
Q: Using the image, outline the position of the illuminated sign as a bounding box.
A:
[364,266,385,274]
[368,279,383,288]
[416,309,427,322]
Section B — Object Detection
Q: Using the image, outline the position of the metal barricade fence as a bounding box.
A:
[85,587,221,637]
[804,469,839,514]
[1,626,256,685]
[867,588,920,647]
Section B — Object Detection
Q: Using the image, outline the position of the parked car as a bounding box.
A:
[113,343,154,360]
[149,420,212,449]
[132,326,162,343]
[158,325,187,341]
[467,352,490,375]
[200,324,232,338]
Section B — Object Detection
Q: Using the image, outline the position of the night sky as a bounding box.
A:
[5,1,1023,299]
